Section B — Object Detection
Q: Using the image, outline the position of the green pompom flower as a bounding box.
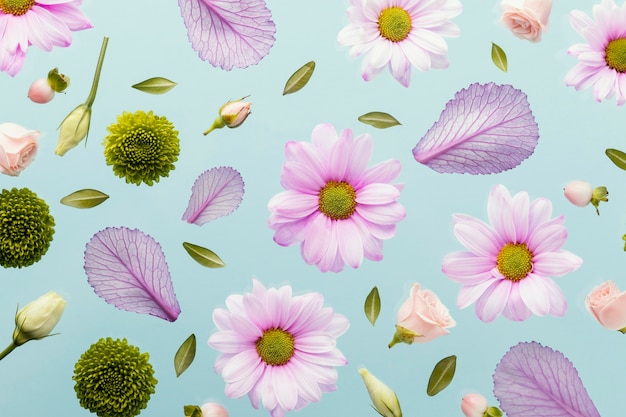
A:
[73,337,157,417]
[0,188,55,268]
[102,110,180,186]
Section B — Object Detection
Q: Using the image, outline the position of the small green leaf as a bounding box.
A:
[283,61,315,95]
[364,286,381,326]
[183,242,226,268]
[606,148,626,170]
[183,405,202,417]
[174,334,196,377]
[426,355,456,396]
[485,406,504,417]
[60,189,109,209]
[358,112,401,129]
[132,77,178,94]
[491,42,508,72]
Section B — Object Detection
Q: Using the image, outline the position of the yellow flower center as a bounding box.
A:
[318,181,357,220]
[378,7,412,42]
[256,328,295,366]
[0,0,34,16]
[605,38,626,72]
[496,243,533,281]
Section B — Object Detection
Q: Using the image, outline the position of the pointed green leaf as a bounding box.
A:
[427,355,456,396]
[283,61,315,95]
[184,405,202,417]
[606,148,626,170]
[491,42,508,73]
[183,242,226,268]
[132,77,177,94]
[358,112,401,129]
[174,334,196,377]
[60,189,109,209]
[364,286,381,326]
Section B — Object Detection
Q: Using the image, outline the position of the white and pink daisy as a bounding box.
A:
[337,0,462,87]
[565,0,626,105]
[208,279,349,417]
[267,123,406,273]
[0,0,92,76]
[442,184,583,323]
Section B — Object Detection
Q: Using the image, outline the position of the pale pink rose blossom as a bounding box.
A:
[501,0,553,42]
[28,78,55,104]
[564,180,593,207]
[461,393,489,417]
[200,402,229,417]
[0,122,40,176]
[585,280,626,331]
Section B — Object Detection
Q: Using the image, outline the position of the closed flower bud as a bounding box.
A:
[359,368,402,417]
[203,97,251,135]
[13,291,66,346]
[28,78,55,104]
[564,180,592,207]
[461,393,488,417]
[55,104,91,156]
[200,402,229,417]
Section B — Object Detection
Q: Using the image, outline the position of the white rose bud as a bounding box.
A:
[13,291,66,346]
[55,104,91,156]
[359,368,402,417]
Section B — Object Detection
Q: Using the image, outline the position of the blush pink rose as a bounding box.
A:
[0,122,40,176]
[393,283,456,344]
[500,0,553,43]
[200,402,229,417]
[585,280,626,331]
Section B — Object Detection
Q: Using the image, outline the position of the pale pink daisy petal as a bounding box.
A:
[475,280,512,323]
[532,251,583,277]
[453,222,501,257]
[457,279,496,309]
[519,274,551,316]
[502,285,532,321]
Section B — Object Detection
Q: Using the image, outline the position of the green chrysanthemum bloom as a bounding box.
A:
[0,188,55,268]
[103,110,180,186]
[73,338,157,417]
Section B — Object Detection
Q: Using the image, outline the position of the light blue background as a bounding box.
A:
[1,0,624,416]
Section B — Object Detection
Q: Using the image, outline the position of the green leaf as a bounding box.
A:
[183,405,202,417]
[283,61,315,95]
[606,148,626,170]
[358,112,402,129]
[60,189,109,209]
[491,42,508,72]
[174,334,196,377]
[183,242,226,268]
[364,286,381,326]
[426,355,456,396]
[132,77,178,94]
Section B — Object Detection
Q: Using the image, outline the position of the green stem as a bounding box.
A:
[0,342,17,361]
[85,36,109,107]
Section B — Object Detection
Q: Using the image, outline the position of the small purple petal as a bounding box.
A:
[493,341,601,417]
[412,82,539,174]
[178,0,276,70]
[83,227,181,321]
[182,166,245,226]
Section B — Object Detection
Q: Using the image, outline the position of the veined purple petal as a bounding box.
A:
[182,166,245,226]
[493,342,601,417]
[178,0,276,70]
[83,227,181,321]
[412,82,539,174]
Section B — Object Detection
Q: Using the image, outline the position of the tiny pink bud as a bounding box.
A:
[200,402,229,417]
[564,180,593,207]
[28,78,55,104]
[219,100,251,128]
[461,393,488,417]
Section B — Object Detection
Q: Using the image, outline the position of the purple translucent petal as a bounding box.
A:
[182,166,245,226]
[178,0,276,70]
[493,341,600,417]
[83,227,181,322]
[412,82,539,174]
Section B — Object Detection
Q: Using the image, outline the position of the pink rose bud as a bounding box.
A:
[585,280,626,332]
[28,78,55,104]
[461,393,488,417]
[564,180,593,207]
[200,402,229,417]
[0,122,40,176]
[220,100,251,128]
[500,0,553,42]
[388,283,456,348]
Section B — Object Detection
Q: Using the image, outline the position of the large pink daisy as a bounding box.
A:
[208,279,349,417]
[0,0,92,76]
[267,123,406,273]
[337,0,462,87]
[565,0,626,105]
[442,184,583,322]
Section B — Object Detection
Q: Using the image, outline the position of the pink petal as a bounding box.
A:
[354,159,401,189]
[519,274,551,316]
[502,284,532,321]
[527,224,567,254]
[457,279,496,309]
[453,221,501,257]
[267,190,318,219]
[442,252,495,284]
[336,220,363,268]
[475,279,512,322]
[532,250,582,277]
[356,183,400,204]
[355,201,406,225]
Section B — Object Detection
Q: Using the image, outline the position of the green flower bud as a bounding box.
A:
[13,291,66,346]
[55,104,91,156]
[359,368,402,417]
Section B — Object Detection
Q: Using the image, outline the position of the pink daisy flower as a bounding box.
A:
[0,0,92,76]
[267,123,406,273]
[337,0,462,87]
[442,184,583,323]
[208,279,349,417]
[565,0,626,105]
